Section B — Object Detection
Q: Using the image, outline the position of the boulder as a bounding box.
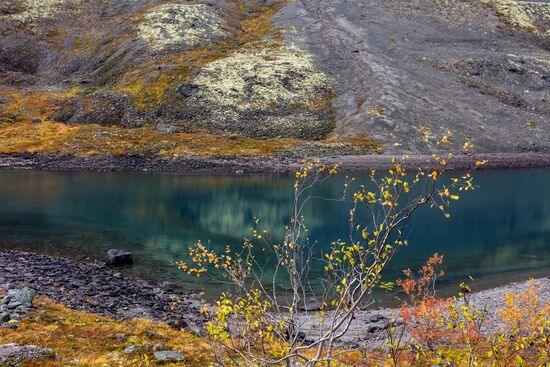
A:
[154,350,184,364]
[106,249,133,266]
[4,287,35,307]
[1,286,35,327]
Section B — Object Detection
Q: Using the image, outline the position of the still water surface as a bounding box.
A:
[0,169,549,298]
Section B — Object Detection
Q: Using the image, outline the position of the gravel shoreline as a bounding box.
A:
[0,152,550,174]
[0,250,206,332]
[1,249,548,347]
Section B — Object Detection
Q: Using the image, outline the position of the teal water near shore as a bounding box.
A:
[0,169,548,299]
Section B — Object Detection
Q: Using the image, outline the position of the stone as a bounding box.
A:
[156,123,180,134]
[106,249,133,266]
[153,343,168,352]
[167,318,188,329]
[115,333,126,342]
[31,118,41,123]
[235,170,244,175]
[7,320,20,328]
[0,312,10,323]
[154,350,184,364]
[178,84,199,97]
[0,344,55,366]
[123,345,139,354]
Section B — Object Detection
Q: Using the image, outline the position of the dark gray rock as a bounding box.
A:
[0,312,10,323]
[178,84,199,97]
[154,350,184,364]
[106,249,133,265]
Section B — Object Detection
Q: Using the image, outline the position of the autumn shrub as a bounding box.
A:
[394,256,549,367]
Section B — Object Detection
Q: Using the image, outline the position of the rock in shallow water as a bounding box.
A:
[106,249,133,266]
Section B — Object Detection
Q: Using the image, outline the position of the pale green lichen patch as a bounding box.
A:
[0,0,79,22]
[482,0,550,33]
[186,43,334,139]
[192,45,328,110]
[136,3,228,51]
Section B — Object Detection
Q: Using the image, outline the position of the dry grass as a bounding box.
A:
[0,122,301,157]
[0,297,210,367]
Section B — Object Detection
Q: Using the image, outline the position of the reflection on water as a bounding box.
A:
[0,169,548,297]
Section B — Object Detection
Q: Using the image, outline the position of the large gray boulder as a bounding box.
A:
[1,286,35,327]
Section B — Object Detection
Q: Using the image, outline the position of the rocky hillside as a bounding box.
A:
[0,0,548,158]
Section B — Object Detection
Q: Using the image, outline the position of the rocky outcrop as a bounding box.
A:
[53,92,142,127]
[0,285,35,328]
[185,43,334,139]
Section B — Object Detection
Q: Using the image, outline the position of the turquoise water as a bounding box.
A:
[0,169,549,298]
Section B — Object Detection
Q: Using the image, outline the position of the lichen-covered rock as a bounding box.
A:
[186,44,334,139]
[136,3,228,52]
[0,0,79,23]
[481,0,550,33]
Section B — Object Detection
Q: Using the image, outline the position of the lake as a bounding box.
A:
[0,168,549,301]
